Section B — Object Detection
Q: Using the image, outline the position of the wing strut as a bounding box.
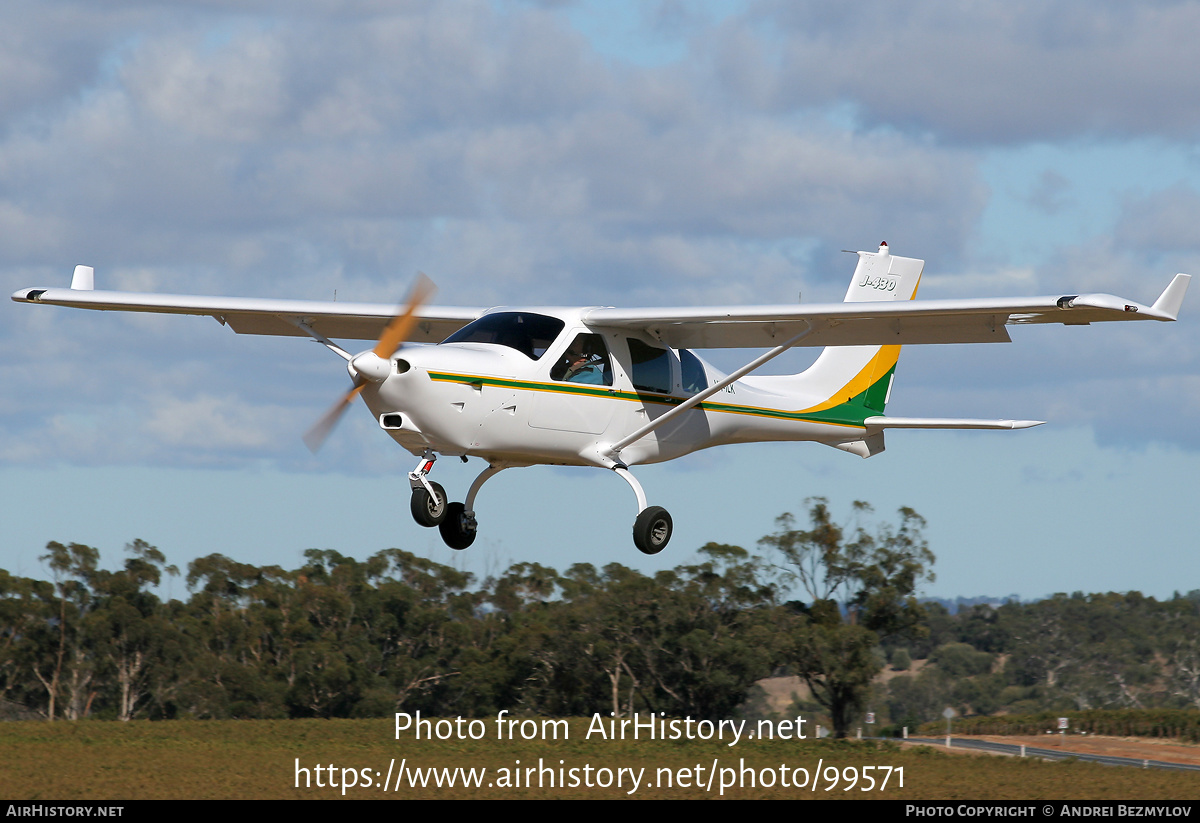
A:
[287,318,353,361]
[603,322,815,461]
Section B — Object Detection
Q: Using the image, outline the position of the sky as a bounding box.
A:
[1,0,1198,602]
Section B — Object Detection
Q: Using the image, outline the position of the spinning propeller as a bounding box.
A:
[303,273,435,452]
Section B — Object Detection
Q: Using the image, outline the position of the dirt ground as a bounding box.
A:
[904,735,1200,766]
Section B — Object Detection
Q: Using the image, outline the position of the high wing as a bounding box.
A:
[584,274,1191,349]
[11,263,1189,348]
[11,267,480,343]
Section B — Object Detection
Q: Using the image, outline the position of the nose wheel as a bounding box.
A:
[408,451,449,527]
[410,481,448,527]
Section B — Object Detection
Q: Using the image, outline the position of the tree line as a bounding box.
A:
[4,500,1199,736]
[0,500,933,735]
[882,588,1200,731]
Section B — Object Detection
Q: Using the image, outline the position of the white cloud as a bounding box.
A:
[123,33,291,142]
[143,393,289,450]
[1114,185,1200,254]
[711,1,1200,144]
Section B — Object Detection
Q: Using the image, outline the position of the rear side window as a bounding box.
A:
[628,339,671,394]
[680,349,707,395]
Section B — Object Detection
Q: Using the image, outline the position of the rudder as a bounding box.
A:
[791,242,923,415]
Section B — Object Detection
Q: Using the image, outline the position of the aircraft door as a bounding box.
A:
[616,340,713,459]
[606,338,669,459]
[529,332,616,435]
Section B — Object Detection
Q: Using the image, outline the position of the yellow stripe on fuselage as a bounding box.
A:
[791,344,901,414]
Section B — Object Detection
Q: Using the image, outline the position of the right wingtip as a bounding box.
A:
[71,265,94,291]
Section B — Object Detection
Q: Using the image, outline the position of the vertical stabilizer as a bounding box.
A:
[842,241,923,304]
[790,243,923,416]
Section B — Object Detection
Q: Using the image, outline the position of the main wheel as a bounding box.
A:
[410,482,448,527]
[439,502,477,550]
[632,506,672,555]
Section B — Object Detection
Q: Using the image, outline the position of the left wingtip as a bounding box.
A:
[1151,273,1190,320]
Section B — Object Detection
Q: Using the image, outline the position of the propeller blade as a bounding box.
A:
[303,273,436,453]
[303,382,366,453]
[373,271,435,359]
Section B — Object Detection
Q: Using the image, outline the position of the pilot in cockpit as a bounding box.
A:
[552,334,611,385]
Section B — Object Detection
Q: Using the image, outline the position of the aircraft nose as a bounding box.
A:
[347,351,391,382]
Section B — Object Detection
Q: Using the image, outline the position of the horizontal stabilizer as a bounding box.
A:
[864,416,1044,430]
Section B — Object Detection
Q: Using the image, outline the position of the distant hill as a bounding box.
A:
[922,595,1023,614]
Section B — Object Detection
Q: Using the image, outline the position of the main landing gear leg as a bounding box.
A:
[439,464,505,551]
[408,449,447,528]
[613,466,672,555]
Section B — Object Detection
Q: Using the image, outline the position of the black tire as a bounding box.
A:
[632,506,672,555]
[439,502,477,550]
[410,482,448,527]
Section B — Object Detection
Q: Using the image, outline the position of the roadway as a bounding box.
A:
[903,737,1200,772]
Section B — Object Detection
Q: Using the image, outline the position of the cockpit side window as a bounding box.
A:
[441,312,565,359]
[679,349,707,395]
[550,333,612,386]
[628,339,672,394]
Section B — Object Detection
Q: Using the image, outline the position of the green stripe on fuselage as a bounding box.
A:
[426,369,893,429]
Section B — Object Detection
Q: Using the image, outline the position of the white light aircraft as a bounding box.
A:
[13,243,1190,554]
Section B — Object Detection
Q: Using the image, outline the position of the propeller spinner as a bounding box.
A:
[303,273,435,452]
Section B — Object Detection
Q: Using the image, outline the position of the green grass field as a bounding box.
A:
[3,718,1199,800]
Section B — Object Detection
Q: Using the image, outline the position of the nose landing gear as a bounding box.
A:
[408,450,448,527]
[408,453,497,550]
[410,481,448,527]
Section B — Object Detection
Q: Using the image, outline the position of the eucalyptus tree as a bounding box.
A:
[88,539,178,720]
[37,542,100,720]
[761,499,935,737]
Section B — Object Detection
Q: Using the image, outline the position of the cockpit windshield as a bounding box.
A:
[441,312,565,360]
